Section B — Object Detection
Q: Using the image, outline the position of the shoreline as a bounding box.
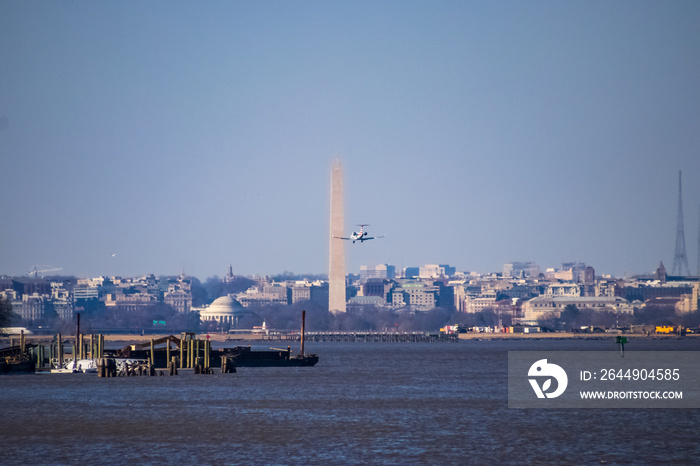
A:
[2,332,696,347]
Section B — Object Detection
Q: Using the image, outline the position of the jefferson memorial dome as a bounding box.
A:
[198,295,246,325]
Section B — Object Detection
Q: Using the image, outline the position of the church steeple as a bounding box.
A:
[655,261,667,282]
[224,264,236,283]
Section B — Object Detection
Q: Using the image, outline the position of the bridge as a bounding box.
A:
[262,331,458,343]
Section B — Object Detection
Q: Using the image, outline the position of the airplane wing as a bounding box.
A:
[334,236,352,240]
[362,235,386,241]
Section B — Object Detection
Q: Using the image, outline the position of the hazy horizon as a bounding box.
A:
[1,1,699,279]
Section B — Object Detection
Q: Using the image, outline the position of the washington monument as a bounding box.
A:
[329,158,346,313]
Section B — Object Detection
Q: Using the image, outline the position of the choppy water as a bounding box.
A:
[1,338,699,465]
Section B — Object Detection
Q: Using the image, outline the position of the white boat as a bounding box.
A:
[50,358,97,373]
[69,359,97,373]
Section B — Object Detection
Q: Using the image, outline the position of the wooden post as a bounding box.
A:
[300,310,306,357]
[221,355,236,374]
[150,339,155,366]
[166,339,171,369]
[57,333,63,369]
[201,340,206,369]
[179,334,185,369]
[20,330,25,354]
[75,313,81,359]
[195,339,200,362]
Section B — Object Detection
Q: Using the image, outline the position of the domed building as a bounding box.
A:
[196,295,248,328]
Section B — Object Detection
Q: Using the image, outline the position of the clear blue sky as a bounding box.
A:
[1,1,699,279]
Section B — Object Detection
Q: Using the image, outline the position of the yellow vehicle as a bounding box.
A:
[655,325,675,334]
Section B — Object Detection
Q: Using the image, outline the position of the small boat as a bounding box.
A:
[69,359,98,373]
[223,346,319,367]
[1,360,35,374]
[49,358,97,373]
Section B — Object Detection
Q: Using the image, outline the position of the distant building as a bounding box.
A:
[462,290,497,313]
[362,279,393,302]
[104,292,157,313]
[622,281,694,302]
[522,296,634,324]
[164,289,192,313]
[0,278,15,293]
[12,294,47,323]
[675,283,699,314]
[15,278,52,297]
[419,264,455,279]
[223,265,237,283]
[544,283,581,298]
[73,284,100,300]
[348,296,387,307]
[501,284,537,300]
[163,274,193,313]
[236,284,290,307]
[196,295,248,328]
[50,282,73,321]
[359,264,395,281]
[290,280,329,306]
[390,281,452,310]
[543,262,590,283]
[654,261,667,282]
[503,262,540,278]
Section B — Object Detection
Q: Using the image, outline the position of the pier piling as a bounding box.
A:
[57,333,63,369]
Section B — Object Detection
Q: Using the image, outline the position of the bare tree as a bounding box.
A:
[0,297,19,327]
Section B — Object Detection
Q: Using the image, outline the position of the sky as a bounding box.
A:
[1,1,699,280]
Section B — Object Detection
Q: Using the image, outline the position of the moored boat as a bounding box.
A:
[222,345,318,367]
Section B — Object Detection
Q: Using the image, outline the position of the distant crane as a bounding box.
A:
[26,265,63,278]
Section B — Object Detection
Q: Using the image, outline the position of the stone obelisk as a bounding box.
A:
[329,158,346,313]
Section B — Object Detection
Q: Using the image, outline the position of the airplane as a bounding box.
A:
[335,224,384,243]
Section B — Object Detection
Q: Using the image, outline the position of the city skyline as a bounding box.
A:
[1,2,699,279]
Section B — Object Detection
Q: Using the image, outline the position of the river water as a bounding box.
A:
[1,338,699,465]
